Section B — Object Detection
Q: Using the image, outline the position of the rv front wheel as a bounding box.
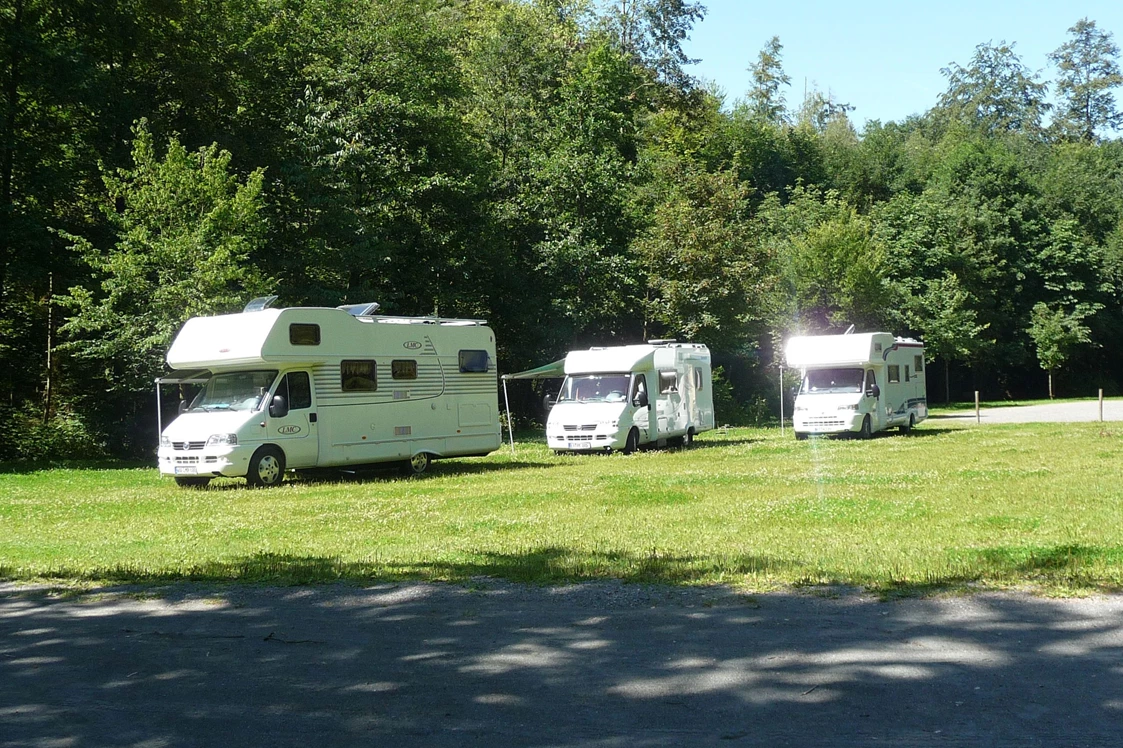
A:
[858,416,872,439]
[247,446,286,487]
[402,452,431,476]
[795,432,808,441]
[623,428,640,455]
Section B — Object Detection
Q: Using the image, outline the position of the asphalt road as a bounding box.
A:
[3,582,1122,747]
[939,399,1123,424]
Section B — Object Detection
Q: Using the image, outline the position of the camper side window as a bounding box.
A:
[659,371,678,394]
[459,350,489,373]
[392,360,417,380]
[289,324,320,346]
[914,355,924,373]
[693,367,703,391]
[888,365,900,383]
[905,366,910,382]
[279,372,312,410]
[341,360,377,392]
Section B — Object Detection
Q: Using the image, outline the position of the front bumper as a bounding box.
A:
[546,429,625,452]
[157,443,254,478]
[793,412,863,435]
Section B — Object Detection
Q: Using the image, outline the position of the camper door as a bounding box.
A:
[268,370,319,468]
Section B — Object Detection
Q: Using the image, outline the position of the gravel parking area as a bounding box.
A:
[939,399,1123,424]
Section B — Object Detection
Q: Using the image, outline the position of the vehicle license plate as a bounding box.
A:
[567,442,590,450]
[174,466,198,475]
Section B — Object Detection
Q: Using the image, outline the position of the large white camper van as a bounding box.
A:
[157,300,501,486]
[785,332,927,439]
[545,341,714,453]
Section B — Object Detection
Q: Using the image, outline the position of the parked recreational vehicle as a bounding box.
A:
[544,341,714,453]
[785,332,927,439]
[156,299,501,486]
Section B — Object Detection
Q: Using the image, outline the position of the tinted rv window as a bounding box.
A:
[659,371,678,394]
[888,365,900,383]
[341,360,377,392]
[392,360,417,380]
[915,355,924,373]
[693,367,703,391]
[279,371,312,409]
[289,324,320,346]
[459,350,489,373]
[905,366,910,382]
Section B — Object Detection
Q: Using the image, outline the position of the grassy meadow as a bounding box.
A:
[2,418,1123,596]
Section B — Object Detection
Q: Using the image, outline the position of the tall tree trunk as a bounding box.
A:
[1048,370,1054,400]
[0,0,25,308]
[944,358,950,403]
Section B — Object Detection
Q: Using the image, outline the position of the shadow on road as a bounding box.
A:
[3,579,1122,746]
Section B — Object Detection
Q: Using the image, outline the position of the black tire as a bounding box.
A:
[795,432,808,441]
[174,476,211,488]
[900,413,915,435]
[247,445,286,487]
[858,416,872,439]
[622,428,640,455]
[401,452,431,476]
[685,429,695,447]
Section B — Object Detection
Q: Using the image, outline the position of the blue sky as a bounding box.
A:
[682,1,1123,128]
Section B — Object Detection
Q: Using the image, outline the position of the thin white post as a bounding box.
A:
[502,377,516,455]
[779,364,785,437]
[1100,388,1104,422]
[975,391,980,424]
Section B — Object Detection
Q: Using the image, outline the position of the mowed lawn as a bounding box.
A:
[2,419,1122,595]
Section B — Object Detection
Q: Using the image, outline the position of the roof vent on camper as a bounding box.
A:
[648,339,677,345]
[243,295,279,313]
[338,302,381,317]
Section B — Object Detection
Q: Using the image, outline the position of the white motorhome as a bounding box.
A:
[157,299,501,486]
[544,341,714,453]
[785,332,927,439]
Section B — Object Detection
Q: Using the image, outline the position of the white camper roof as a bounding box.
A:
[784,332,897,368]
[565,345,655,375]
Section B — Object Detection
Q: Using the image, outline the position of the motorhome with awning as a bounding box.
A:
[508,341,714,454]
[156,298,501,486]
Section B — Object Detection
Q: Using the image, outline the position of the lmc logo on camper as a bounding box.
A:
[403,341,422,350]
[277,425,301,435]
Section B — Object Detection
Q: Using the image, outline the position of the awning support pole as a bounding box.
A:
[155,379,163,443]
[502,377,516,455]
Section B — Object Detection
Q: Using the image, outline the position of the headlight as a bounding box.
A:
[206,433,238,446]
[838,404,859,411]
[160,436,171,447]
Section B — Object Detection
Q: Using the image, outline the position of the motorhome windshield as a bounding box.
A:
[188,370,278,412]
[558,374,631,403]
[800,368,864,394]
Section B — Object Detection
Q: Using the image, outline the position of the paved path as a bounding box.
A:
[939,399,1123,424]
[3,582,1123,747]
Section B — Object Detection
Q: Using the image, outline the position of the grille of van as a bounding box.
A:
[805,417,847,429]
[173,441,206,451]
[563,424,597,432]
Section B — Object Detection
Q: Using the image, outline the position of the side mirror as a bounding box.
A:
[543,394,556,410]
[633,392,649,408]
[867,384,880,399]
[269,394,289,419]
[178,400,188,414]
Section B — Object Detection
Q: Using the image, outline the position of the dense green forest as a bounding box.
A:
[2,0,1123,459]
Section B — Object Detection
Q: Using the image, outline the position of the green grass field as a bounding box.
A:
[2,419,1122,596]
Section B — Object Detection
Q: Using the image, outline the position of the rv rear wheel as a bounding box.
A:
[685,428,695,447]
[247,446,286,487]
[174,476,212,488]
[858,416,872,439]
[622,428,640,455]
[402,452,431,476]
[900,414,915,435]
